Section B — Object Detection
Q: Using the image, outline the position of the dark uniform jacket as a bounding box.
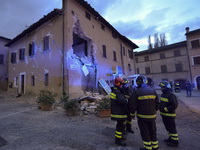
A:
[159,90,178,117]
[130,85,159,121]
[110,86,128,121]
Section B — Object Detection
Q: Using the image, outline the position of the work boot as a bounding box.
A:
[126,127,134,134]
[115,138,127,147]
[167,140,179,147]
[164,137,171,142]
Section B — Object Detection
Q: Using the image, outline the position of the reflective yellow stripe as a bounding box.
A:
[110,93,116,99]
[170,133,178,136]
[143,141,151,145]
[137,114,156,119]
[164,107,168,112]
[171,137,179,140]
[115,134,122,138]
[115,131,122,135]
[145,146,152,150]
[151,141,158,144]
[111,114,127,119]
[160,97,169,102]
[130,113,135,117]
[138,95,156,100]
[152,145,158,148]
[160,112,176,117]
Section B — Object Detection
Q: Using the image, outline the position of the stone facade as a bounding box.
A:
[0,36,10,90]
[5,0,138,98]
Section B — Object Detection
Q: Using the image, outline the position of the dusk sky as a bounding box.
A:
[0,0,199,51]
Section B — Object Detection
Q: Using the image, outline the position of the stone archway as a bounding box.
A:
[196,76,200,90]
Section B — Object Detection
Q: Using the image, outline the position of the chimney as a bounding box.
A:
[185,27,190,33]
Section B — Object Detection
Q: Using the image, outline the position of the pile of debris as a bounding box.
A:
[77,91,110,115]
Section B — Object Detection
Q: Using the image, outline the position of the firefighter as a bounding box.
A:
[130,75,159,150]
[159,81,179,147]
[110,77,128,147]
[174,82,180,93]
[121,78,134,134]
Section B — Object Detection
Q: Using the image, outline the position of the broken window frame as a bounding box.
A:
[11,52,17,64]
[0,54,4,64]
[19,48,25,61]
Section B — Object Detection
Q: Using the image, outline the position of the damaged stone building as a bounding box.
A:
[0,36,10,91]
[5,0,138,98]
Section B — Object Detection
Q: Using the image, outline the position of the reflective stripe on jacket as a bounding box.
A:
[110,86,128,120]
[159,90,178,117]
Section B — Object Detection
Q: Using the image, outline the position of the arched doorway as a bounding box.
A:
[196,76,200,90]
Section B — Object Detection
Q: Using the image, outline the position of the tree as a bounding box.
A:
[148,35,153,50]
[160,33,167,47]
[154,33,160,48]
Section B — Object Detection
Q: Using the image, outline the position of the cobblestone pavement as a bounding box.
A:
[0,90,200,150]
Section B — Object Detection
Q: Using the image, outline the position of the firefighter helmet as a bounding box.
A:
[122,78,129,84]
[114,77,124,87]
[159,81,171,90]
[136,75,147,86]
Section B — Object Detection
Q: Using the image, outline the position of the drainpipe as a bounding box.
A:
[62,0,66,94]
[185,27,193,83]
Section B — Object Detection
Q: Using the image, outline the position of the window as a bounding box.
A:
[136,68,140,74]
[193,56,200,65]
[113,51,117,61]
[112,32,117,39]
[145,67,151,74]
[128,64,131,71]
[123,46,126,56]
[44,73,49,86]
[128,50,133,59]
[31,76,35,86]
[175,63,183,72]
[11,52,16,64]
[29,42,35,56]
[161,65,167,73]
[174,50,180,57]
[191,39,200,49]
[135,57,138,63]
[102,45,107,58]
[85,11,91,20]
[0,54,4,64]
[160,53,165,59]
[19,48,25,61]
[43,36,50,51]
[101,24,105,30]
[144,56,149,61]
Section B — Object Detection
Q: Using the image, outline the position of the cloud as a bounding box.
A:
[0,0,62,38]
[112,20,157,39]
